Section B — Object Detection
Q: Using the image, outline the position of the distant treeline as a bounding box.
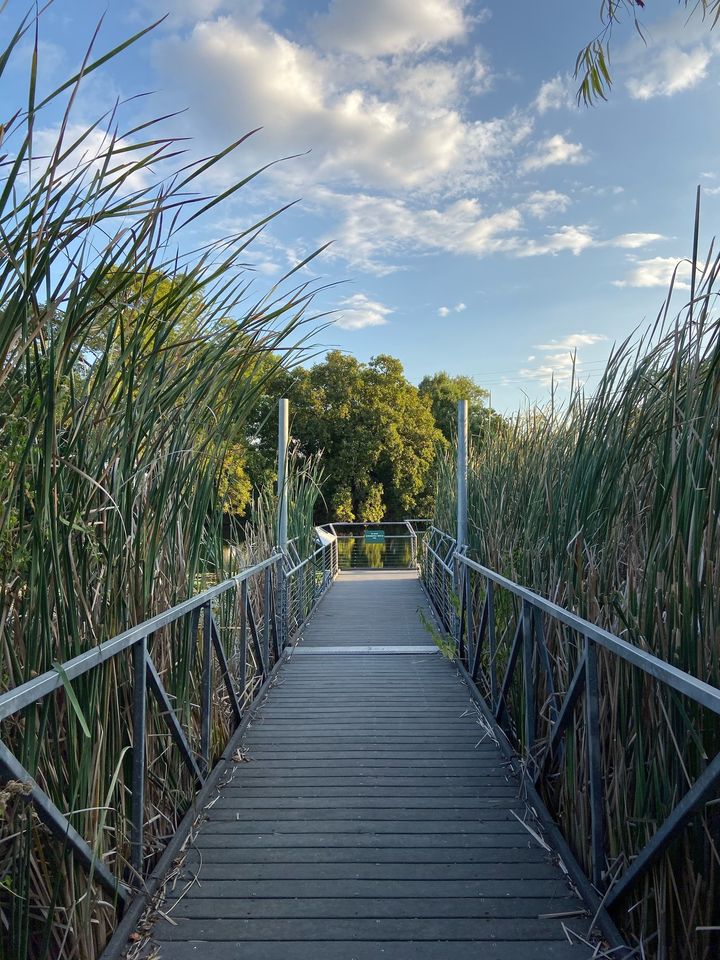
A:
[237,352,506,523]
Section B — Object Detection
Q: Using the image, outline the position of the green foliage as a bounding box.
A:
[577,1,720,105]
[418,609,456,659]
[0,11,323,958]
[418,371,505,443]
[275,351,445,522]
[247,448,325,562]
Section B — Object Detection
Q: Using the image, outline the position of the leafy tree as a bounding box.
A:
[418,372,506,444]
[577,1,719,104]
[281,351,444,521]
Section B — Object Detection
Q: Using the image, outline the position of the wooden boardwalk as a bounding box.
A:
[148,570,593,959]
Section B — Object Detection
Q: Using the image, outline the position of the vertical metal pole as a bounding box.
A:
[522,600,536,755]
[488,580,497,709]
[130,637,147,875]
[200,603,212,773]
[456,399,468,549]
[586,636,606,888]
[277,398,289,551]
[263,565,271,669]
[239,580,247,710]
[277,398,289,648]
[464,565,473,669]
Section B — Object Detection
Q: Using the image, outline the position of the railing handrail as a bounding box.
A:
[424,525,720,713]
[420,524,720,951]
[284,540,334,578]
[0,553,281,722]
[457,552,720,715]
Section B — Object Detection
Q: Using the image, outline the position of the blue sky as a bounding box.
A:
[4,0,720,411]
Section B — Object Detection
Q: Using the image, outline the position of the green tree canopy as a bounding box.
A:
[282,351,445,522]
[418,372,505,444]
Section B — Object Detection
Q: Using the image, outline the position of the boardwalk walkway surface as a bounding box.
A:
[147,570,593,959]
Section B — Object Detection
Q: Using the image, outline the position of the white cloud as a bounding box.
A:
[627,44,711,100]
[610,232,666,249]
[537,334,606,350]
[705,186,720,196]
[581,184,624,197]
[138,0,244,24]
[515,225,595,257]
[319,188,604,271]
[153,16,527,193]
[31,125,150,193]
[313,0,471,57]
[335,292,392,330]
[438,302,466,316]
[612,256,691,290]
[519,333,606,386]
[521,134,587,173]
[523,189,571,218]
[319,191,524,272]
[534,74,574,113]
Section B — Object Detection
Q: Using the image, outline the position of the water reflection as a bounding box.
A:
[337,536,413,570]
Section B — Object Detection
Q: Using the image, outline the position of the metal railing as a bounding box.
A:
[0,534,338,949]
[421,526,720,951]
[322,519,431,570]
[283,528,339,641]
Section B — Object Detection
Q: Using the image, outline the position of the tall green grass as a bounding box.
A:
[434,204,720,959]
[0,12,322,958]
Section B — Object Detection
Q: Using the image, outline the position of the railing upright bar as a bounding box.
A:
[239,579,247,701]
[146,656,204,786]
[210,615,242,728]
[585,637,606,889]
[200,603,212,773]
[263,566,271,670]
[457,564,466,661]
[487,580,497,709]
[464,565,473,668]
[522,601,536,755]
[130,637,147,875]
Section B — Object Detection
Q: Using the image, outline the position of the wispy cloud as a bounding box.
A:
[313,0,472,56]
[438,302,467,316]
[335,292,393,330]
[521,134,587,173]
[523,190,571,218]
[534,74,574,114]
[519,333,607,386]
[610,232,667,249]
[627,45,711,100]
[612,256,691,289]
[515,225,595,257]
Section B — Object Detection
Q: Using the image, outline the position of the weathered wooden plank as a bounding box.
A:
[198,819,528,835]
[192,832,541,849]
[181,846,550,865]
[206,806,521,821]
[154,917,582,941]
[176,861,559,881]
[218,782,514,795]
[163,896,583,920]
[152,944,587,960]
[211,793,519,807]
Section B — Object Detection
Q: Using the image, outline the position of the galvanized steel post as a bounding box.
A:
[277,398,289,551]
[456,399,468,549]
[277,398,289,647]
